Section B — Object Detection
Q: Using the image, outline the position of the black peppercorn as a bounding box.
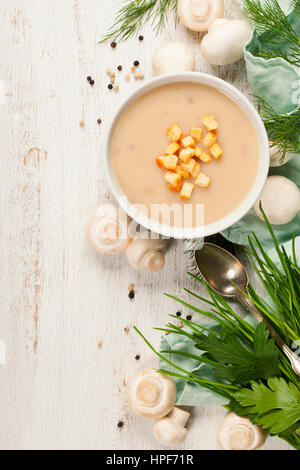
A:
[176,311,182,317]
[117,421,124,428]
[108,84,113,90]
[135,355,140,361]
[97,118,102,124]
[186,315,192,321]
[90,80,95,86]
[111,41,117,48]
[129,290,135,300]
[117,65,122,71]
[134,60,140,67]
[87,76,92,82]
[139,35,144,41]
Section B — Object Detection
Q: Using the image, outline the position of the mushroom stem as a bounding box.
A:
[254,175,300,225]
[85,204,130,254]
[191,0,210,18]
[152,42,196,75]
[127,369,177,419]
[200,19,252,65]
[178,0,224,32]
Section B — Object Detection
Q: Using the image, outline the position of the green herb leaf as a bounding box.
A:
[235,377,300,434]
[100,0,178,43]
[194,322,280,385]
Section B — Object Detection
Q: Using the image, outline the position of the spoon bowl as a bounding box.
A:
[194,243,249,297]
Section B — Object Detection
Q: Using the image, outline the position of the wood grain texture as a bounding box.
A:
[0,0,290,450]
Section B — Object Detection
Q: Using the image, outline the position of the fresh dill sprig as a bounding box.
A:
[134,209,300,449]
[243,0,300,66]
[255,95,300,157]
[99,0,178,44]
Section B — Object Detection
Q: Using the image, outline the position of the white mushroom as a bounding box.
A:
[269,143,294,167]
[177,0,224,32]
[201,19,252,65]
[218,412,266,450]
[127,369,177,419]
[152,42,196,75]
[126,237,167,272]
[153,407,190,447]
[254,175,300,225]
[85,204,130,254]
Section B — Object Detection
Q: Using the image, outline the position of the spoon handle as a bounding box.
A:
[238,292,300,379]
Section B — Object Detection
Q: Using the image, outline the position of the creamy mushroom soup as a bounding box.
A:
[111,82,259,228]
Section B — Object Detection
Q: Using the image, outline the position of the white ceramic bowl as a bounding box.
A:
[105,72,269,239]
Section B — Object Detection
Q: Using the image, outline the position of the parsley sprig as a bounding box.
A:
[243,0,300,66]
[235,378,300,434]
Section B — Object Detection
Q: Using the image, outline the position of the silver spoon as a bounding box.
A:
[194,243,300,379]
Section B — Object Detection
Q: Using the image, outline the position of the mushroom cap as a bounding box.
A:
[178,0,224,32]
[269,144,293,167]
[85,205,130,254]
[152,42,196,75]
[153,407,189,447]
[254,175,300,225]
[218,413,266,450]
[126,237,167,272]
[201,19,252,65]
[126,369,177,419]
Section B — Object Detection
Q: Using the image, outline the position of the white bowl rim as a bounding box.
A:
[105,72,269,239]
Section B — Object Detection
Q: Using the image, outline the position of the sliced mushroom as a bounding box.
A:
[127,369,177,419]
[200,19,252,65]
[152,42,196,75]
[254,175,300,225]
[153,407,190,447]
[85,204,130,254]
[218,413,266,450]
[177,0,224,32]
[126,237,167,272]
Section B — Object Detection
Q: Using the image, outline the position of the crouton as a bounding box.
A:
[192,161,201,179]
[167,124,182,142]
[165,142,180,155]
[202,115,218,131]
[181,135,195,148]
[181,158,196,174]
[176,166,190,179]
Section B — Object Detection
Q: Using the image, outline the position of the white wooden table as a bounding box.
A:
[0,0,290,450]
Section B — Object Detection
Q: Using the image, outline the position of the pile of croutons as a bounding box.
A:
[156,115,222,200]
